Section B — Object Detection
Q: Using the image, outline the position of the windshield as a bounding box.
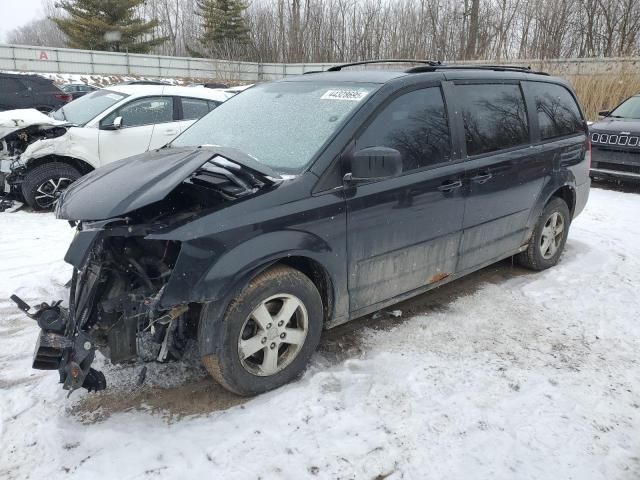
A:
[171,81,378,173]
[50,89,127,125]
[609,96,640,119]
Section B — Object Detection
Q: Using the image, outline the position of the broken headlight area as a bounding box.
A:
[1,125,69,195]
[12,232,197,394]
[1,124,68,163]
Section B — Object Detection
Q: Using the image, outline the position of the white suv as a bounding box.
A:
[1,85,231,209]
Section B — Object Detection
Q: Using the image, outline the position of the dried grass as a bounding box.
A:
[562,74,640,121]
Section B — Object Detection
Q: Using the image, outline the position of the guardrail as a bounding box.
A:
[1,43,639,81]
[0,44,334,81]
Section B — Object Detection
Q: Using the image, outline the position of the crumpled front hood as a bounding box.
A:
[56,146,280,221]
[590,117,640,133]
[0,108,67,140]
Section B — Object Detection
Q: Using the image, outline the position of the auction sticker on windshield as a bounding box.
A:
[321,90,368,101]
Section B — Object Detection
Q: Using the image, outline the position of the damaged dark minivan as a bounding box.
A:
[13,62,590,396]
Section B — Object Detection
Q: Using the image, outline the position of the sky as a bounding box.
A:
[0,0,44,42]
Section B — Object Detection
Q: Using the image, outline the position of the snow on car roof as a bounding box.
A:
[106,84,230,102]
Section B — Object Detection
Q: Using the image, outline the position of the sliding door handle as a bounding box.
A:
[438,179,463,192]
[470,172,493,184]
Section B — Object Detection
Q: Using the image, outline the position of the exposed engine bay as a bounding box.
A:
[10,147,282,393]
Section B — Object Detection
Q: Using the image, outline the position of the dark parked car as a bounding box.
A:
[60,83,99,100]
[0,73,72,112]
[589,94,640,182]
[13,62,590,396]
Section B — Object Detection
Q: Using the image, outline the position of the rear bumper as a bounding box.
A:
[574,179,590,219]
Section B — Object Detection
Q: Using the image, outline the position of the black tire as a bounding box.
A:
[21,162,81,210]
[201,265,323,396]
[517,197,571,271]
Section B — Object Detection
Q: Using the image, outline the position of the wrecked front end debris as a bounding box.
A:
[11,147,281,393]
[12,224,188,393]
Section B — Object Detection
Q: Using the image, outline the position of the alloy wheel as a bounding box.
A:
[34,177,73,209]
[539,211,565,259]
[237,294,308,376]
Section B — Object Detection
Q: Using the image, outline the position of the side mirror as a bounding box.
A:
[102,116,123,130]
[344,147,403,183]
[598,110,610,119]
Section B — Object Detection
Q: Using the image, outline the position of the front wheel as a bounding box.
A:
[21,162,81,210]
[201,265,323,396]
[517,197,571,270]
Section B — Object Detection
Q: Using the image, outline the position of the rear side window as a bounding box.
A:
[527,82,584,140]
[181,97,218,120]
[457,84,529,156]
[0,77,26,92]
[357,87,452,172]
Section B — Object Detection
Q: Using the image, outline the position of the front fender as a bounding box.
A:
[159,229,342,308]
[21,129,99,168]
[161,230,346,357]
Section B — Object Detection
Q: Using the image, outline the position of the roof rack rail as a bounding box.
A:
[405,64,549,76]
[326,59,442,72]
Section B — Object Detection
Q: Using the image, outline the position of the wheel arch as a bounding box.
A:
[550,185,576,216]
[523,180,577,245]
[194,251,339,358]
[276,256,335,325]
[21,155,95,176]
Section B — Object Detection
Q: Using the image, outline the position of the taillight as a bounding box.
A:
[54,93,72,103]
[587,139,592,168]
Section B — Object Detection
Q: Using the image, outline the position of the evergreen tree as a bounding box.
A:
[194,0,250,57]
[52,0,167,53]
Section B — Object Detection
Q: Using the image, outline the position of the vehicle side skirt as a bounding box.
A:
[340,244,528,327]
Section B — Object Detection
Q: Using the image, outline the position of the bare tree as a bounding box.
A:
[5,0,640,62]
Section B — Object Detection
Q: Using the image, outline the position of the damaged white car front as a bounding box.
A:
[0,88,129,209]
[0,109,71,198]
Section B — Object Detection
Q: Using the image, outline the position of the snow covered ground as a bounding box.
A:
[1,186,639,480]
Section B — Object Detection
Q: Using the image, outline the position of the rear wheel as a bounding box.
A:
[517,197,571,270]
[201,265,323,396]
[21,162,81,210]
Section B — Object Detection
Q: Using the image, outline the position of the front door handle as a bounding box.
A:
[470,172,493,184]
[163,129,179,135]
[438,179,463,192]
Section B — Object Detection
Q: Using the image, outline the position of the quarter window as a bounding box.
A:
[527,82,584,140]
[357,87,452,172]
[458,84,529,156]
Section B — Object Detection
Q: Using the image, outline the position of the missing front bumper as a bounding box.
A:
[12,294,107,393]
